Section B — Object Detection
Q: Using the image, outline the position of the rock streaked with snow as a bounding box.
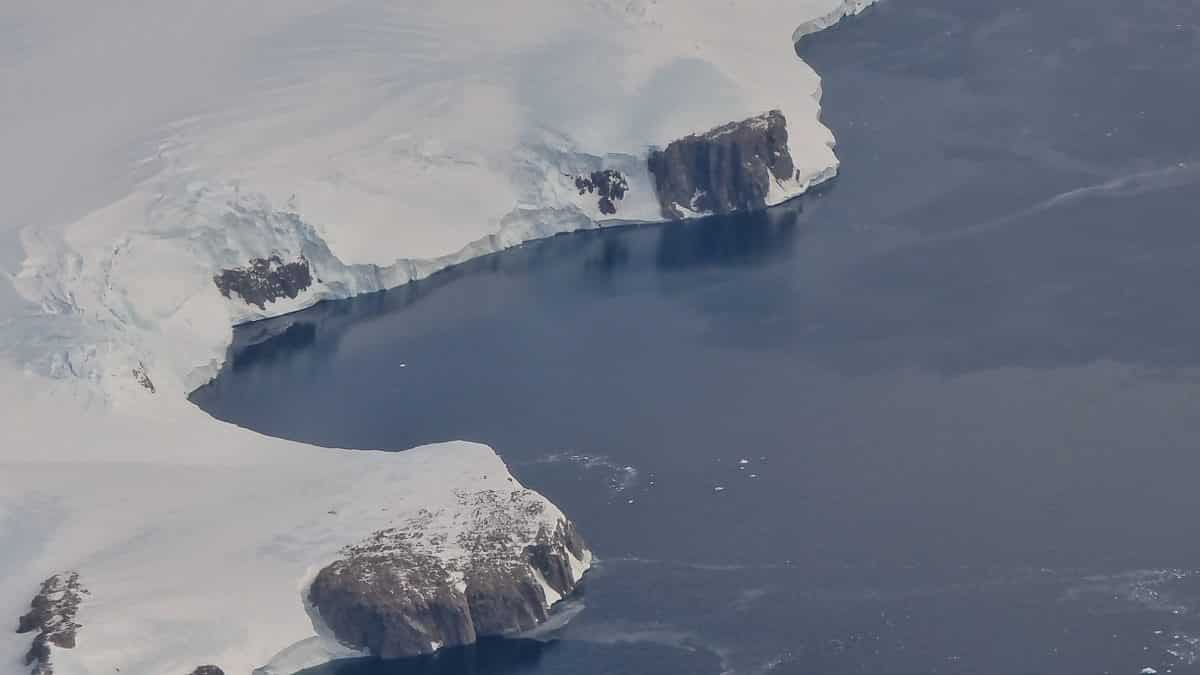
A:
[15,573,88,675]
[213,255,314,310]
[308,499,589,658]
[572,170,630,216]
[648,110,800,220]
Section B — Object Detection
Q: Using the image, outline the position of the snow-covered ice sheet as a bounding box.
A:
[0,1,875,673]
[1,0,875,405]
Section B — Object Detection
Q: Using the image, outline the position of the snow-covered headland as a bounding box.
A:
[0,1,874,673]
[0,403,590,675]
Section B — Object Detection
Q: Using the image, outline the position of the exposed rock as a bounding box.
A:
[647,109,797,219]
[309,490,590,659]
[573,169,629,215]
[213,255,313,309]
[16,572,88,675]
[131,361,156,393]
[188,666,225,675]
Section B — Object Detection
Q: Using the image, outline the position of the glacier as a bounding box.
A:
[0,1,876,674]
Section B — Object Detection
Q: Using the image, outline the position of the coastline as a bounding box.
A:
[0,2,876,673]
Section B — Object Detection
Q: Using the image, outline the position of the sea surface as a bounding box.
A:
[192,1,1200,673]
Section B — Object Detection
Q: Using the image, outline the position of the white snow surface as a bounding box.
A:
[0,1,874,674]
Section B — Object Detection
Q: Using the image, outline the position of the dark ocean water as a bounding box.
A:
[193,1,1200,673]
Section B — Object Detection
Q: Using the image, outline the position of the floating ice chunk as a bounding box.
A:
[1143,667,1159,674]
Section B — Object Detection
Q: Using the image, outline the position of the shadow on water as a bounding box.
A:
[195,200,810,398]
[294,637,720,675]
[295,639,557,675]
[652,196,805,271]
[230,321,318,372]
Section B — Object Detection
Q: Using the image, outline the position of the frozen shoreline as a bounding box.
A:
[4,0,874,408]
[0,2,875,674]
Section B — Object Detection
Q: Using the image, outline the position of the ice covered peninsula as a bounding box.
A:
[0,1,874,673]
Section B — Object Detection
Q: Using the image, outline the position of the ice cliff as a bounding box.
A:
[2,0,875,407]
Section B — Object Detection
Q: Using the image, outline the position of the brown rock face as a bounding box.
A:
[308,541,474,659]
[188,667,225,675]
[308,493,589,659]
[213,255,313,309]
[647,110,797,219]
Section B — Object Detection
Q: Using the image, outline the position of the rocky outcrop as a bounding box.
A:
[16,573,88,675]
[647,110,798,219]
[131,361,156,393]
[573,169,629,215]
[188,666,225,675]
[308,490,590,659]
[213,255,313,309]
